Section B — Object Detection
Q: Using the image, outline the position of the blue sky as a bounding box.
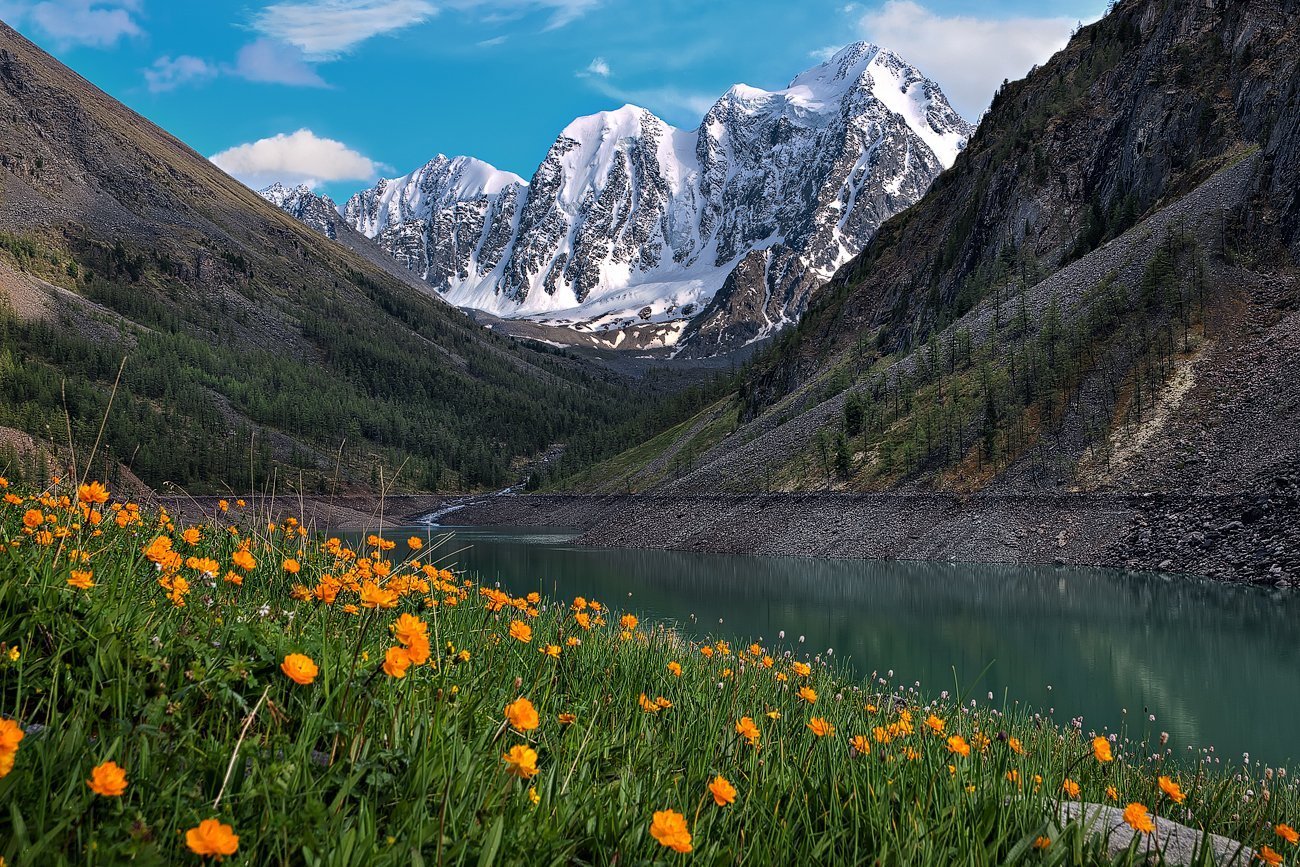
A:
[0,0,1107,202]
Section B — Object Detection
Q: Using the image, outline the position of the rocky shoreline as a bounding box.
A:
[436,490,1299,586]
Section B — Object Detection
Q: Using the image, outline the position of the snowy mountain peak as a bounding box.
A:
[274,45,977,355]
[258,183,341,239]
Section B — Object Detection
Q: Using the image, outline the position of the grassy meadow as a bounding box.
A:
[0,477,1296,865]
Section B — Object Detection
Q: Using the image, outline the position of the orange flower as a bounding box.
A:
[185,818,239,858]
[708,775,736,806]
[1158,775,1186,804]
[1092,736,1114,763]
[406,536,423,550]
[946,734,971,757]
[558,713,577,725]
[382,646,412,678]
[282,558,301,575]
[925,714,945,734]
[77,481,110,505]
[798,686,818,704]
[0,718,24,778]
[574,612,591,630]
[649,810,692,853]
[231,549,256,571]
[502,744,539,779]
[1276,824,1298,845]
[1258,847,1284,866]
[620,613,638,630]
[1033,837,1051,850]
[792,661,811,677]
[67,570,95,590]
[359,581,397,609]
[87,761,128,797]
[1061,779,1081,799]
[392,613,428,647]
[508,620,532,643]
[21,509,42,529]
[807,717,835,737]
[1122,803,1155,835]
[181,527,201,545]
[280,653,318,685]
[735,716,760,748]
[505,697,539,731]
[667,661,682,677]
[1008,737,1025,755]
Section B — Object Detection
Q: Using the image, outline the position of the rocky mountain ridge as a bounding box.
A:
[264,43,973,356]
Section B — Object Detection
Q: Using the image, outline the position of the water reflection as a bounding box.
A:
[360,526,1300,768]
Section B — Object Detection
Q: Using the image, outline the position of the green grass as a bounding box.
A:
[0,479,1296,865]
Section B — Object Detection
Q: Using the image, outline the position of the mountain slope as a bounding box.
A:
[323,44,972,355]
[0,21,635,492]
[540,0,1300,581]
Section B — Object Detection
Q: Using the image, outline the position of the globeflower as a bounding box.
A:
[1275,824,1298,844]
[282,558,300,575]
[1258,846,1284,866]
[798,686,818,704]
[505,697,539,732]
[87,761,128,797]
[382,647,412,678]
[925,714,945,734]
[735,716,760,748]
[280,653,318,685]
[850,734,871,755]
[502,745,539,779]
[807,717,835,737]
[1062,779,1081,799]
[508,620,532,643]
[792,661,811,677]
[708,775,736,806]
[1158,775,1186,804]
[667,661,682,677]
[947,734,971,757]
[1092,736,1114,763]
[407,536,423,550]
[186,818,239,858]
[231,549,256,571]
[620,614,638,631]
[77,481,110,505]
[67,569,94,590]
[650,810,692,853]
[1122,803,1155,835]
[0,718,24,778]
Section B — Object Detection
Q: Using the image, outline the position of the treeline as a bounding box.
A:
[805,226,1209,489]
[0,233,650,494]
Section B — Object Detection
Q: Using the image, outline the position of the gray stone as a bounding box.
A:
[1059,802,1255,866]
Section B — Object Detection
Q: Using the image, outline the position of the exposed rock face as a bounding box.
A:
[342,155,526,295]
[257,184,342,240]
[321,43,972,355]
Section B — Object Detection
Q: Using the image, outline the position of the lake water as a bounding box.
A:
[379,525,1300,769]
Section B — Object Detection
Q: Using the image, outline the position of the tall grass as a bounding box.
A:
[0,479,1295,865]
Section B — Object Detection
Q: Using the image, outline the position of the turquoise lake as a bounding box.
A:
[376,524,1299,770]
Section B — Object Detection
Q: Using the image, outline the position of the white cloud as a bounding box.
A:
[476,35,508,47]
[584,56,610,78]
[209,129,382,190]
[251,0,437,60]
[3,0,143,48]
[444,0,601,30]
[231,39,328,87]
[808,45,842,63]
[855,0,1088,119]
[143,55,217,93]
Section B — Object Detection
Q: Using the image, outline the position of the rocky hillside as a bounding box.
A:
[313,44,972,356]
[0,22,636,493]
[545,0,1300,582]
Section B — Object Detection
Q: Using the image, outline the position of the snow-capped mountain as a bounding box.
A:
[258,183,343,240]
[273,43,974,354]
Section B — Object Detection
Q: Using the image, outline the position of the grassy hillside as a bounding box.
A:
[0,23,643,494]
[0,478,1296,864]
